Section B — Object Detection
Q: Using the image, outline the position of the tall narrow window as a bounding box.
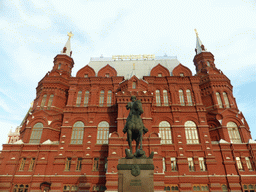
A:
[93,158,99,171]
[188,157,194,171]
[76,91,82,107]
[76,157,82,171]
[245,157,253,171]
[163,90,169,106]
[185,121,199,144]
[171,157,177,171]
[70,121,84,144]
[223,92,230,108]
[84,91,89,107]
[179,89,185,106]
[96,121,109,144]
[28,158,36,171]
[207,61,210,67]
[186,89,193,106]
[159,121,172,144]
[216,92,223,108]
[132,82,136,89]
[40,94,47,109]
[29,123,43,144]
[47,94,54,110]
[65,157,71,171]
[221,185,228,192]
[198,157,206,171]
[58,63,61,69]
[99,90,104,106]
[63,185,78,192]
[107,90,112,106]
[236,157,243,170]
[19,158,26,171]
[156,90,161,106]
[193,185,209,192]
[227,122,242,143]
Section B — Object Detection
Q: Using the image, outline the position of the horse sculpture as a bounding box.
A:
[123,96,148,158]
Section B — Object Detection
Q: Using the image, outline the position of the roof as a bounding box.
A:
[88,55,180,79]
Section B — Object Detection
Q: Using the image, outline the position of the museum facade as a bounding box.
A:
[0,32,256,192]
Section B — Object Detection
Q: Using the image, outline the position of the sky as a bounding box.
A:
[0,0,256,149]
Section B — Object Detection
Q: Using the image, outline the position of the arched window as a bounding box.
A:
[163,90,169,106]
[99,90,104,107]
[97,121,109,144]
[207,61,210,67]
[223,92,230,108]
[71,121,84,144]
[58,63,61,69]
[221,185,228,192]
[132,82,136,89]
[40,94,47,109]
[29,123,43,143]
[47,94,54,110]
[159,121,172,144]
[107,90,112,106]
[84,91,89,107]
[76,91,82,107]
[186,89,193,106]
[156,90,161,106]
[179,89,185,106]
[227,122,242,143]
[185,121,199,144]
[216,92,223,108]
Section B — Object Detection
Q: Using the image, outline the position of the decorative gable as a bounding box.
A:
[150,63,170,77]
[97,64,117,77]
[76,65,96,77]
[172,63,192,76]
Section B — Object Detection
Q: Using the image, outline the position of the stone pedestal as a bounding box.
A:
[117,158,154,192]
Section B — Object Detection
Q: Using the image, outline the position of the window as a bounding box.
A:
[28,158,35,171]
[185,121,199,144]
[227,122,242,143]
[13,184,29,192]
[221,184,228,192]
[96,121,109,144]
[107,90,112,106]
[65,157,72,171]
[186,89,193,106]
[180,73,184,77]
[223,92,230,108]
[84,91,89,107]
[158,73,162,77]
[93,158,99,171]
[70,121,84,144]
[29,123,43,143]
[19,158,26,171]
[63,185,78,192]
[92,185,107,191]
[164,185,179,191]
[84,74,88,78]
[179,89,185,106]
[198,157,206,171]
[188,157,194,171]
[76,91,82,107]
[105,73,109,77]
[243,184,256,192]
[207,61,210,67]
[171,157,177,171]
[40,94,47,109]
[192,184,209,191]
[163,90,169,106]
[156,90,161,106]
[216,92,223,108]
[236,157,243,171]
[132,82,136,89]
[245,157,253,171]
[58,63,61,69]
[47,94,54,110]
[159,121,172,144]
[99,90,104,106]
[76,157,82,171]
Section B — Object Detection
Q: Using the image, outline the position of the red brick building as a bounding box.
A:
[0,33,256,192]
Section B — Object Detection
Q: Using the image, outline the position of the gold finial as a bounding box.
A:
[67,31,74,40]
[194,29,199,37]
[133,63,135,70]
[30,101,34,107]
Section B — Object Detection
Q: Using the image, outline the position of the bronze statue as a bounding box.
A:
[123,96,149,158]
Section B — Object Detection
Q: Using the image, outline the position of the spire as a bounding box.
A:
[61,31,73,57]
[194,29,207,55]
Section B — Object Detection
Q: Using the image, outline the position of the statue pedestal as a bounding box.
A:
[117,158,154,192]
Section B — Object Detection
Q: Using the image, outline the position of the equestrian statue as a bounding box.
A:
[123,96,153,159]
